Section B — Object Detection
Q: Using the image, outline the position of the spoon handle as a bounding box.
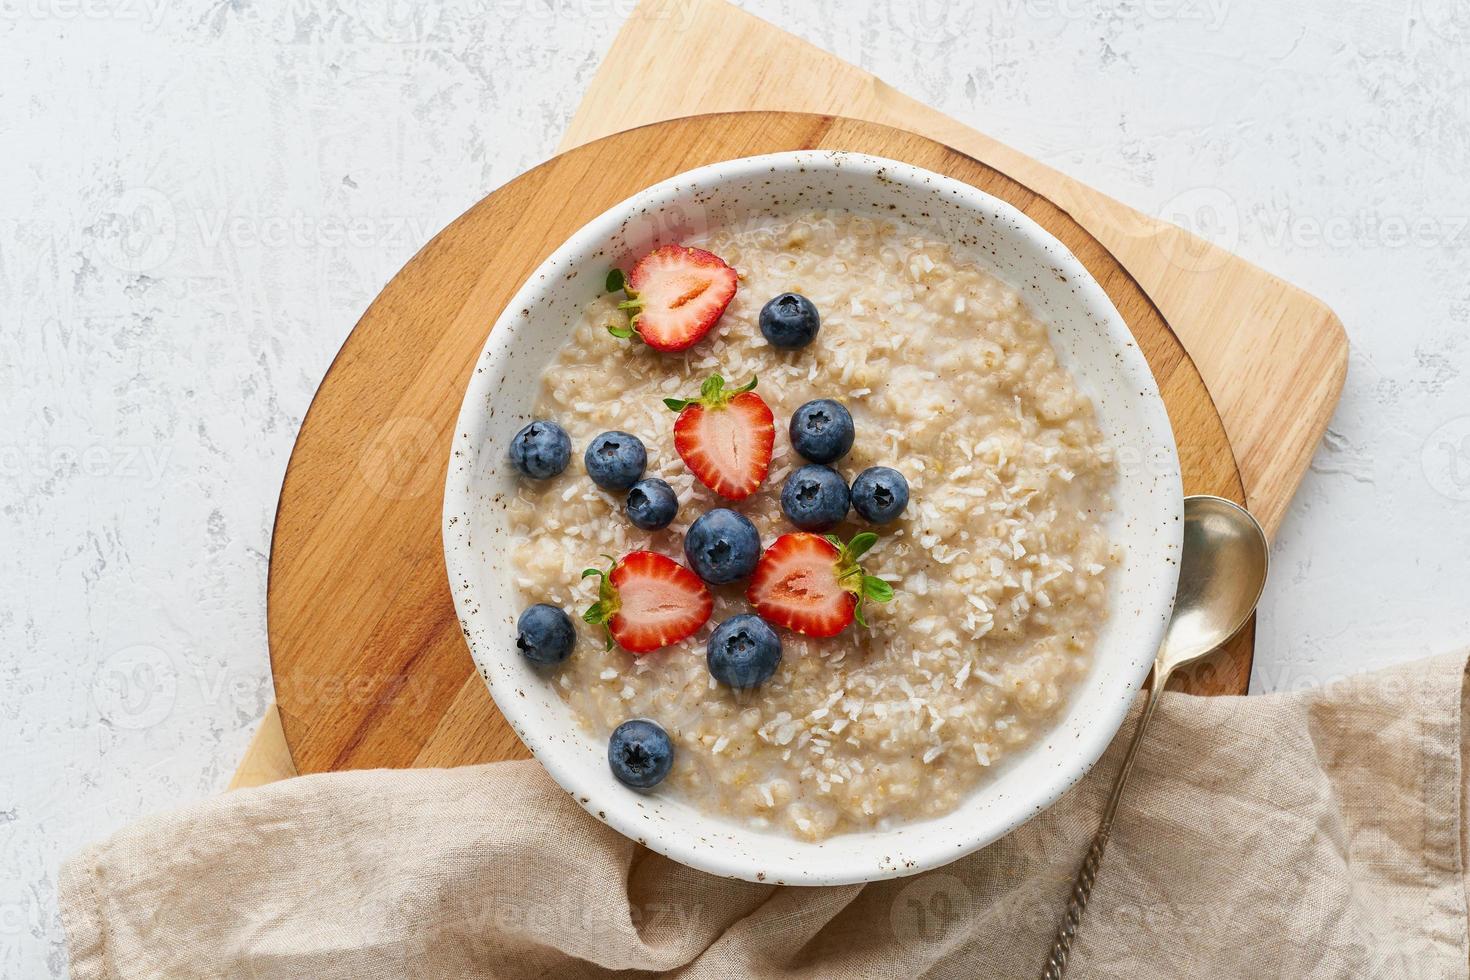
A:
[1041,664,1171,980]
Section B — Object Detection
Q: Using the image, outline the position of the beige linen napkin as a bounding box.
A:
[61,651,1469,979]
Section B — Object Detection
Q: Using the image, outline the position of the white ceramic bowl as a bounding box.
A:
[444,150,1182,886]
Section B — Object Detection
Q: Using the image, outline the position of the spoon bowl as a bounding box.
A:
[1163,495,1271,672]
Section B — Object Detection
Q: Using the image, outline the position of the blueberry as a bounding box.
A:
[684,508,761,584]
[508,420,571,479]
[851,466,910,524]
[789,399,854,464]
[759,292,821,349]
[584,431,647,491]
[625,477,678,530]
[608,718,674,789]
[781,464,850,531]
[515,603,575,665]
[707,614,782,689]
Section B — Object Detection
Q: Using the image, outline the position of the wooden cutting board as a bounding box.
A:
[232,0,1346,786]
[262,112,1246,778]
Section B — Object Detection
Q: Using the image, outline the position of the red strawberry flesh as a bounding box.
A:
[746,533,855,637]
[673,390,774,500]
[592,551,712,654]
[624,245,737,352]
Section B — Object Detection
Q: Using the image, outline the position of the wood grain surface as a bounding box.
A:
[266,113,1250,776]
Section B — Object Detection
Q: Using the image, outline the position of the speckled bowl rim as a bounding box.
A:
[444,150,1182,886]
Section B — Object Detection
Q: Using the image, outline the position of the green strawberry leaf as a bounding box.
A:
[862,575,894,603]
[581,557,621,646]
[607,322,635,340]
[699,374,725,402]
[665,373,759,413]
[605,268,625,293]
[830,533,897,630]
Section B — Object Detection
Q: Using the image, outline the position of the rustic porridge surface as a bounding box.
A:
[507,210,1118,840]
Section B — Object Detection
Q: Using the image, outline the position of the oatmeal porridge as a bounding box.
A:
[506,210,1118,840]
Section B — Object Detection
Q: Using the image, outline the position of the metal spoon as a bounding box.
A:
[1042,494,1269,979]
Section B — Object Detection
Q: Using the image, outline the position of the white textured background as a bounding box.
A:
[3,0,1469,975]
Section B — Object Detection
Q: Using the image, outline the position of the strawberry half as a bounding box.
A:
[664,374,774,501]
[746,532,896,637]
[582,551,713,654]
[607,245,738,352]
